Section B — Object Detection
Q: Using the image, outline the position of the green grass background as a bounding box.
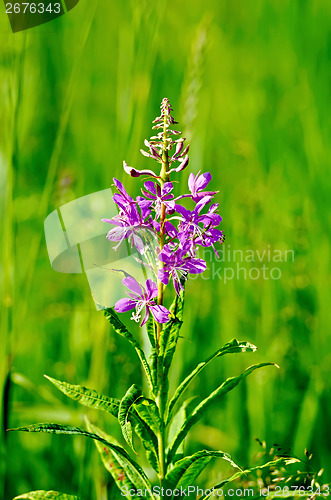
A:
[0,0,330,498]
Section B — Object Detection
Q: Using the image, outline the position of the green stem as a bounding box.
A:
[155,109,171,484]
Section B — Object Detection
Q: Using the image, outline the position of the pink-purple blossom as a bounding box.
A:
[188,171,218,202]
[102,178,155,254]
[115,277,170,326]
[158,242,206,294]
[141,181,175,217]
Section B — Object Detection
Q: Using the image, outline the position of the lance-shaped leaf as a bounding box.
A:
[165,339,257,425]
[13,492,80,499]
[134,398,162,438]
[200,457,300,499]
[148,348,158,392]
[86,419,145,499]
[118,385,159,471]
[163,450,240,496]
[9,423,155,498]
[146,316,156,349]
[159,290,185,371]
[118,385,143,453]
[167,363,277,464]
[167,398,196,462]
[104,308,153,392]
[44,376,119,418]
[132,414,159,473]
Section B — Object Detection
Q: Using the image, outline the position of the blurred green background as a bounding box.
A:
[1,0,330,498]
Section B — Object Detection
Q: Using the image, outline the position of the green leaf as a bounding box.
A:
[10,423,155,498]
[86,419,145,499]
[44,376,119,418]
[117,385,160,472]
[148,348,158,392]
[134,398,162,438]
[164,450,240,496]
[167,363,276,465]
[146,316,156,349]
[118,385,143,453]
[167,398,196,460]
[132,414,159,473]
[160,290,184,372]
[13,492,79,499]
[104,308,153,392]
[166,339,257,425]
[200,458,300,499]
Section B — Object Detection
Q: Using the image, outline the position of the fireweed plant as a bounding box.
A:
[10,100,302,500]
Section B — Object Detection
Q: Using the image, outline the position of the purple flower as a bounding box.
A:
[141,181,175,217]
[112,178,135,212]
[102,217,151,255]
[195,227,224,257]
[115,277,170,326]
[158,242,206,294]
[102,178,155,254]
[188,171,218,202]
[175,197,221,243]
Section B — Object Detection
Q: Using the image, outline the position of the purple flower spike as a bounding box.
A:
[115,277,170,326]
[188,171,218,202]
[158,242,206,295]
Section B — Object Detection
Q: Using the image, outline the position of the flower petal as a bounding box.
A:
[158,268,170,285]
[145,279,158,299]
[140,307,150,326]
[162,182,174,196]
[195,196,212,214]
[114,298,137,313]
[106,227,128,242]
[183,258,207,274]
[174,204,191,220]
[158,244,173,265]
[122,277,144,297]
[150,305,170,324]
[196,172,211,191]
[144,181,156,195]
[188,172,198,193]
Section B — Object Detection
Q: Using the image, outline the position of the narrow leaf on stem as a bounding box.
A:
[167,363,277,464]
[44,375,120,418]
